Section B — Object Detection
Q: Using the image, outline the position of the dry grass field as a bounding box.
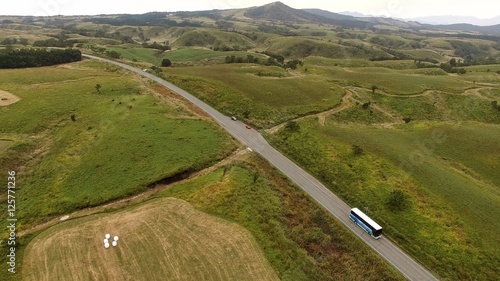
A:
[22,198,278,281]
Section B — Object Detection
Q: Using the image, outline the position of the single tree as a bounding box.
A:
[492,101,499,110]
[95,83,101,93]
[285,121,300,132]
[352,144,364,156]
[387,190,409,211]
[371,85,378,94]
[161,58,172,67]
[362,101,371,109]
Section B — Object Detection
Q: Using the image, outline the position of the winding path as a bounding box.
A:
[83,54,439,281]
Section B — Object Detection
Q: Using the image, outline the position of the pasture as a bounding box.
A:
[164,64,345,127]
[22,198,278,281]
[269,120,500,280]
[0,60,235,228]
[0,140,13,155]
[164,48,266,63]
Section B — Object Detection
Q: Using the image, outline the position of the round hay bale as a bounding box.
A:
[104,239,109,244]
[113,236,119,241]
[105,234,111,239]
[104,243,110,249]
[112,241,117,247]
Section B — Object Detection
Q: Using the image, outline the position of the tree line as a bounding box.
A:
[0,48,81,69]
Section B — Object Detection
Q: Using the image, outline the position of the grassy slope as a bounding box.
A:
[107,46,163,64]
[157,157,404,281]
[21,198,278,281]
[269,120,500,280]
[312,65,472,95]
[163,64,344,127]
[164,48,265,63]
[0,60,235,228]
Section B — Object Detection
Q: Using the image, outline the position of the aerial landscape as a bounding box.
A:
[0,0,499,280]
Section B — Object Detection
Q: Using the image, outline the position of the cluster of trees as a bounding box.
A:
[83,12,201,27]
[0,48,81,69]
[370,47,413,61]
[370,36,406,49]
[213,44,247,52]
[33,38,76,48]
[85,44,106,53]
[225,55,259,64]
[257,24,297,36]
[439,58,467,74]
[142,41,171,51]
[1,38,29,46]
[224,53,303,69]
[413,58,440,68]
[450,41,487,61]
[105,50,121,59]
[336,31,367,40]
[32,31,77,47]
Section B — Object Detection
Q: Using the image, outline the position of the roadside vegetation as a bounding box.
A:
[157,155,404,281]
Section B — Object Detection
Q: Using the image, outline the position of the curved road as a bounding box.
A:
[83,54,438,281]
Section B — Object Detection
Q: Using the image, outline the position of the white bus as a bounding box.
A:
[349,208,382,239]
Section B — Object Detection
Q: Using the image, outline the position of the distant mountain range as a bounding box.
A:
[405,15,500,26]
[242,2,500,36]
[336,11,500,26]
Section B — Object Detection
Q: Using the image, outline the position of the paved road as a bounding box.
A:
[83,54,439,281]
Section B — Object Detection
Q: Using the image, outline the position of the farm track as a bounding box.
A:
[266,84,496,134]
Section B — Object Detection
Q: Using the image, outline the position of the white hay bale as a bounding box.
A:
[104,242,110,249]
[113,236,119,241]
[105,234,111,239]
[112,241,117,247]
[104,238,109,244]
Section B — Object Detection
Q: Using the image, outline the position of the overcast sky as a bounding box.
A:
[2,0,498,19]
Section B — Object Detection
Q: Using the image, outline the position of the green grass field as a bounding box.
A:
[0,140,13,155]
[107,46,165,64]
[0,60,235,228]
[108,46,266,66]
[164,48,265,63]
[163,64,345,127]
[22,198,278,281]
[269,120,500,280]
[157,157,404,281]
[313,66,472,95]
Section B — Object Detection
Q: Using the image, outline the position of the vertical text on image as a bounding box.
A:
[7,170,17,274]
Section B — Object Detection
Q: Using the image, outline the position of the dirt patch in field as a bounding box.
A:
[0,90,20,106]
[22,198,278,281]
